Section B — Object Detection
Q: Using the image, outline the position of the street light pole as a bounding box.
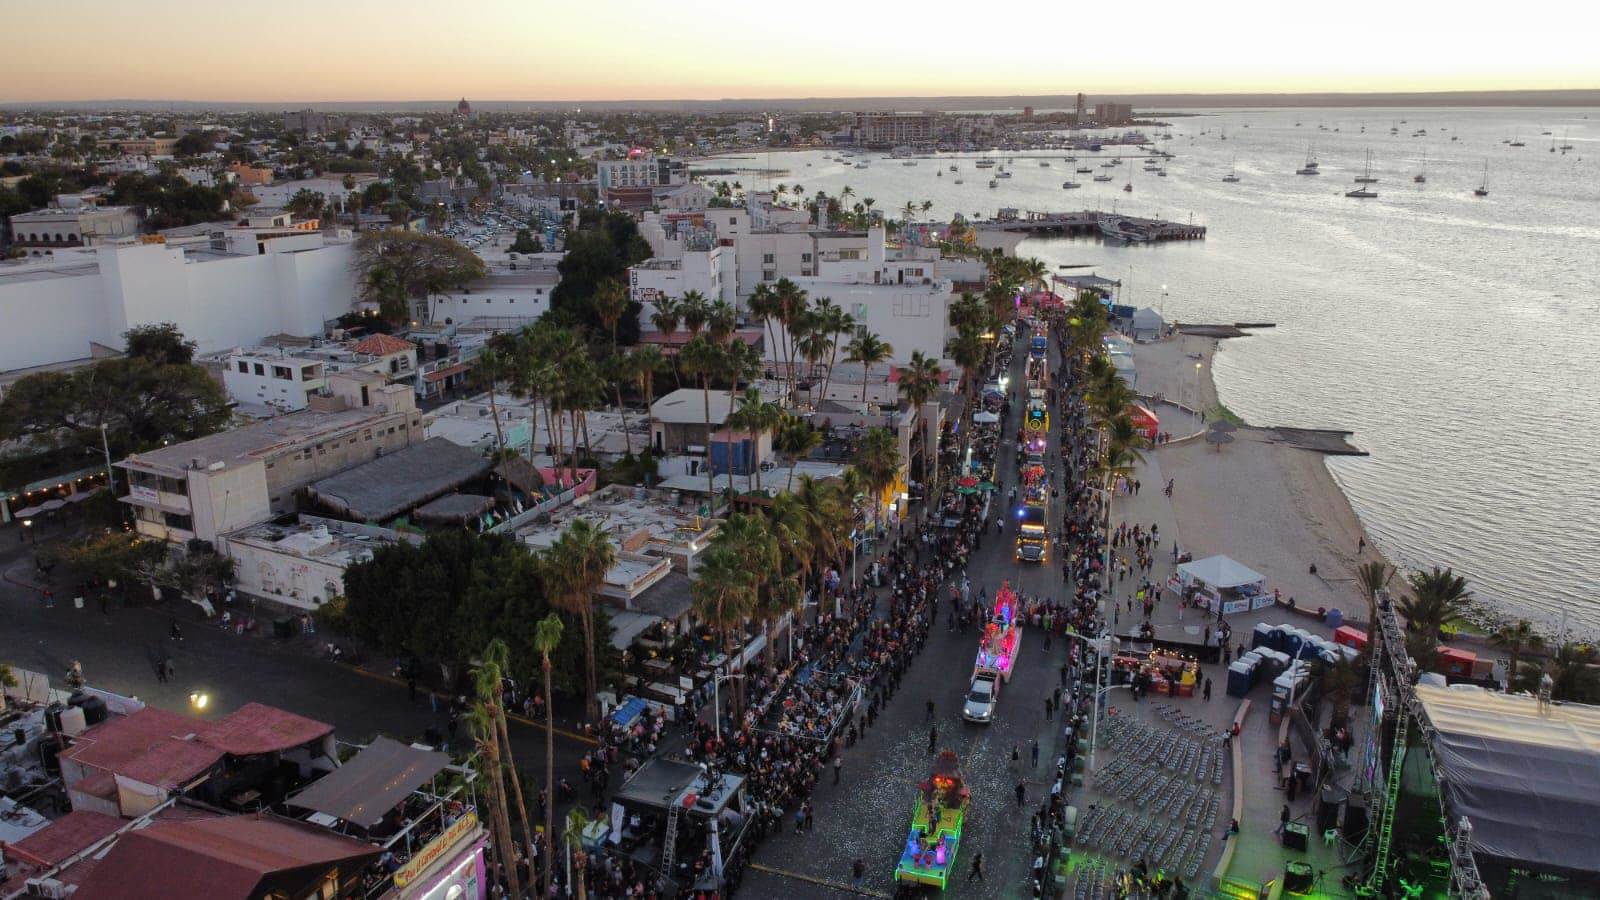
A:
[712,673,743,745]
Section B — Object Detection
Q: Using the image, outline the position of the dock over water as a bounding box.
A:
[972,210,1206,243]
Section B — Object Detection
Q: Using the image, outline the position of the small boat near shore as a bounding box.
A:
[1062,181,1081,189]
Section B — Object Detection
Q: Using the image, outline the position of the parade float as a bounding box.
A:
[894,750,972,889]
[975,581,1023,680]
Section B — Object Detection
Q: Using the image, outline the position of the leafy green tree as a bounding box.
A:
[124,323,196,365]
[549,209,649,343]
[852,426,901,531]
[1489,620,1544,694]
[542,519,617,720]
[845,331,893,411]
[510,229,542,254]
[352,229,484,324]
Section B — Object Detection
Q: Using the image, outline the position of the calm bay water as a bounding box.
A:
[714,107,1600,634]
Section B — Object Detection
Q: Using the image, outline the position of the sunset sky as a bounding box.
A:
[7,0,1598,102]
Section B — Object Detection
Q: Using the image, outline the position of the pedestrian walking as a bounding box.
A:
[1277,804,1291,836]
[803,801,814,832]
[795,807,806,833]
[925,699,935,721]
[929,724,938,753]
[852,859,866,890]
[1011,745,1021,770]
[1031,740,1040,770]
[1044,696,1053,720]
[1015,782,1027,807]
[1203,677,1213,701]
[834,755,843,784]
[967,853,985,882]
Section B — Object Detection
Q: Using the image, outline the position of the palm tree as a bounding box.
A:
[466,704,522,900]
[591,277,629,355]
[852,426,901,532]
[545,520,616,720]
[791,475,846,580]
[773,414,821,491]
[746,283,780,378]
[811,298,853,407]
[707,299,738,345]
[1316,653,1364,727]
[794,313,833,405]
[716,513,780,664]
[630,345,668,449]
[650,294,682,340]
[897,350,942,494]
[1023,257,1049,297]
[727,388,781,495]
[1489,620,1544,694]
[772,278,809,400]
[532,614,563,896]
[563,807,593,900]
[1356,561,1396,635]
[1547,642,1600,703]
[1402,566,1473,636]
[720,342,762,499]
[677,336,723,499]
[603,353,640,457]
[473,346,512,460]
[921,200,934,216]
[480,640,535,892]
[692,546,758,713]
[680,290,710,337]
[845,331,893,411]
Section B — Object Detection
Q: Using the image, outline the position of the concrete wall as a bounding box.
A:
[429,285,551,325]
[227,539,349,610]
[189,461,272,543]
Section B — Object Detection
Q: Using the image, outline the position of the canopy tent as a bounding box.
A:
[1177,555,1265,589]
[1131,307,1164,340]
[1415,683,1600,878]
[971,411,1000,425]
[307,438,490,522]
[286,736,450,829]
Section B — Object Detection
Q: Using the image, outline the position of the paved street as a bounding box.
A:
[743,332,1075,898]
[0,548,594,791]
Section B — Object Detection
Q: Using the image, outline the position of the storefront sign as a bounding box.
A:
[129,484,159,503]
[395,812,479,888]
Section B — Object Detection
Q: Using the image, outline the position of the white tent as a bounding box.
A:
[1131,307,1164,341]
[972,411,1000,424]
[1177,555,1265,589]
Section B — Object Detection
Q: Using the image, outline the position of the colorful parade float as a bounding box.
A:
[975,581,1023,681]
[894,750,972,890]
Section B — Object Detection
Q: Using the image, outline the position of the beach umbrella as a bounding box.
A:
[956,486,979,496]
[1208,420,1238,433]
[957,475,978,488]
[978,481,999,492]
[1204,431,1235,452]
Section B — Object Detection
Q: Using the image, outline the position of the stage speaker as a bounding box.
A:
[1284,861,1314,894]
[1281,822,1309,851]
[1343,802,1369,842]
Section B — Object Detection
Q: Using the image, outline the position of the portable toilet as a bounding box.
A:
[1226,660,1255,697]
[1252,622,1275,650]
[1281,628,1306,656]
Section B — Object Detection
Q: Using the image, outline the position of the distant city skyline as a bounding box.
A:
[7,1,1599,103]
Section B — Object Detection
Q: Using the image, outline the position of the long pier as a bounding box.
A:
[971,210,1206,243]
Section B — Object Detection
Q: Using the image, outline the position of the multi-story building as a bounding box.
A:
[282,109,349,136]
[7,206,140,255]
[220,347,330,412]
[596,155,686,201]
[228,162,274,185]
[1094,103,1134,125]
[223,516,415,610]
[117,372,421,544]
[850,112,935,147]
[427,270,559,327]
[97,136,178,156]
[0,216,358,374]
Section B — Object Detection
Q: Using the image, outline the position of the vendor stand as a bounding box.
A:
[1109,650,1200,697]
[894,750,971,890]
[1167,555,1270,616]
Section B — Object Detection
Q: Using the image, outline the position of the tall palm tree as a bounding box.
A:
[1402,566,1473,635]
[591,277,629,355]
[532,614,563,896]
[630,345,668,450]
[466,704,522,900]
[1316,653,1364,727]
[563,807,593,900]
[1023,257,1049,297]
[773,278,810,400]
[794,313,833,406]
[473,346,512,460]
[1489,620,1544,694]
[480,640,535,891]
[603,353,640,457]
[727,388,781,495]
[1547,642,1600,703]
[650,294,683,340]
[897,350,942,494]
[720,342,762,499]
[773,414,822,490]
[852,426,901,532]
[692,546,758,713]
[716,513,780,665]
[677,336,723,499]
[845,331,893,412]
[791,474,846,579]
[546,520,616,720]
[811,298,853,407]
[746,283,781,378]
[1356,561,1396,633]
[707,299,738,345]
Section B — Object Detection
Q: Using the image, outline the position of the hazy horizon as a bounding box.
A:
[8,0,1599,104]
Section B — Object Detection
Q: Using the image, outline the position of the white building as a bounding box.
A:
[7,206,141,254]
[428,270,559,327]
[219,347,329,412]
[656,183,714,210]
[223,516,416,611]
[628,249,732,319]
[0,222,357,373]
[596,156,686,195]
[249,175,379,212]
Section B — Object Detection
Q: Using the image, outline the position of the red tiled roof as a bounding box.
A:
[422,361,472,383]
[72,814,381,900]
[349,333,415,357]
[4,811,124,867]
[62,703,331,790]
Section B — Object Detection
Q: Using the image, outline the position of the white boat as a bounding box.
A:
[1039,161,1050,167]
[954,178,964,184]
[1093,174,1114,182]
[902,160,917,166]
[855,162,869,169]
[988,179,998,188]
[1345,186,1377,198]
[1354,149,1379,184]
[996,171,1012,179]
[975,159,996,168]
[1297,145,1320,175]
[1076,166,1093,174]
[1222,155,1240,182]
[1414,150,1427,184]
[1061,181,1081,189]
[949,165,959,172]
[1474,162,1489,197]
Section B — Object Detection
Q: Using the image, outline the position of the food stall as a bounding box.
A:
[894,750,971,890]
[1168,555,1270,616]
[1128,404,1160,442]
[1109,649,1200,697]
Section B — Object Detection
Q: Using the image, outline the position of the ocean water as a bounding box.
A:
[709,107,1600,634]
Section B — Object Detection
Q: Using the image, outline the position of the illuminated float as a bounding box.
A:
[893,750,971,889]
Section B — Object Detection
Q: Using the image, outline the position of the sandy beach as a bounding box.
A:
[1128,332,1385,624]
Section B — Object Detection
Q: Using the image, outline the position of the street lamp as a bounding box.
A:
[1193,361,1203,412]
[22,518,33,544]
[188,691,210,711]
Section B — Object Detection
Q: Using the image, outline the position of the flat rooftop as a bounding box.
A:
[518,484,718,553]
[120,407,393,475]
[226,516,413,565]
